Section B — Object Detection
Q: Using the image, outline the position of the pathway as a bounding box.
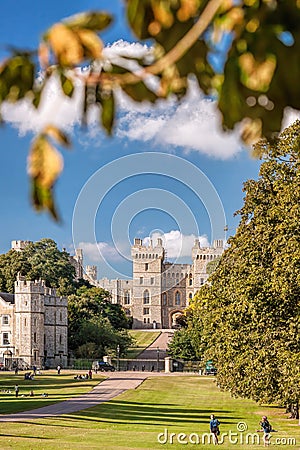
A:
[137,331,174,360]
[0,332,177,422]
[0,372,148,422]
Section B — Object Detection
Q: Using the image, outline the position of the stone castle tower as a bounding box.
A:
[13,275,68,368]
[131,238,165,328]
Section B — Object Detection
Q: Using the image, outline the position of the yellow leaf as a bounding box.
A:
[241,118,262,145]
[28,136,63,189]
[44,125,71,147]
[151,1,174,28]
[77,29,103,59]
[239,52,276,91]
[48,23,83,66]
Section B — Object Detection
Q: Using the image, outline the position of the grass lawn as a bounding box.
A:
[126,330,161,358]
[0,370,103,414]
[0,375,299,449]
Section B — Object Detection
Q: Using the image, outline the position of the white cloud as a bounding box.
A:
[143,230,210,259]
[78,241,123,262]
[117,83,243,159]
[282,107,300,129]
[79,230,210,264]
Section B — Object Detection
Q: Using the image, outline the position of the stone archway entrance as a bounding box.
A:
[170,310,184,328]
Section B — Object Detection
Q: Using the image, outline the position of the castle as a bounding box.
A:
[0,237,223,368]
[98,237,224,329]
[0,274,67,370]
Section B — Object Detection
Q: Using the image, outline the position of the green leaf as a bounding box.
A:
[63,11,113,32]
[99,90,115,135]
[0,55,35,104]
[31,179,59,221]
[122,81,157,103]
[60,72,75,98]
[127,0,153,39]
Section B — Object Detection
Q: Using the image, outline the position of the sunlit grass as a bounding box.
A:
[0,375,298,449]
[126,330,161,358]
[0,370,103,414]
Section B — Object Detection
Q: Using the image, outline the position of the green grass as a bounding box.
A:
[0,370,104,414]
[126,330,161,358]
[0,375,299,449]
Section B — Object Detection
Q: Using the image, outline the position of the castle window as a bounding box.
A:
[59,334,62,345]
[143,290,150,304]
[136,254,138,259]
[60,312,63,321]
[140,277,143,285]
[24,318,27,327]
[33,350,38,362]
[203,255,206,260]
[147,318,150,323]
[168,297,173,306]
[33,332,37,343]
[189,274,193,286]
[2,315,9,325]
[197,255,199,259]
[143,318,147,323]
[200,278,204,285]
[3,333,9,345]
[150,277,154,285]
[143,307,150,315]
[175,291,181,305]
[189,293,193,300]
[124,291,130,305]
[145,263,149,271]
[142,254,145,259]
[162,293,167,305]
[34,318,37,327]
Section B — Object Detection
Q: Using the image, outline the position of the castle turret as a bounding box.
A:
[11,240,32,251]
[14,275,45,368]
[14,274,68,369]
[131,238,165,329]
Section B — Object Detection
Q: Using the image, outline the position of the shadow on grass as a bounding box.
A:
[0,433,50,440]
[7,402,240,429]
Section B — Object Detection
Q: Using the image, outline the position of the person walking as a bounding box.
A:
[260,416,272,447]
[209,414,220,445]
[15,384,19,398]
[57,365,61,375]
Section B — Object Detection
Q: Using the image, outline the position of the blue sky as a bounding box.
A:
[0,1,264,279]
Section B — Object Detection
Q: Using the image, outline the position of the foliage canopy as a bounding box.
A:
[181,120,300,414]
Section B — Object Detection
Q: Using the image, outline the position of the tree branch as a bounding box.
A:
[87,0,222,87]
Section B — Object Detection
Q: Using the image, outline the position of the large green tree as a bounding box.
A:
[0,238,76,293]
[2,1,300,217]
[183,120,300,418]
[68,285,132,358]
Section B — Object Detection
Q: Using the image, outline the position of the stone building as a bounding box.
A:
[0,274,68,369]
[98,237,224,329]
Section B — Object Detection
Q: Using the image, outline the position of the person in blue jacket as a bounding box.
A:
[210,414,220,445]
